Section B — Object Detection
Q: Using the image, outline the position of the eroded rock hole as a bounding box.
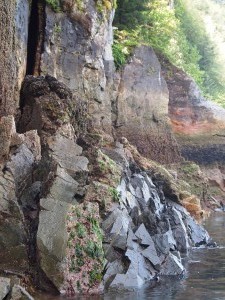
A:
[26,0,45,75]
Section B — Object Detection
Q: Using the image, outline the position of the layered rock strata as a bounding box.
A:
[164,63,225,165]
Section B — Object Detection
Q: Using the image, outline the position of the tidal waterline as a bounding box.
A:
[37,212,225,300]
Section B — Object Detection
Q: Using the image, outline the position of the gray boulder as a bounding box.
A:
[110,267,145,290]
[0,277,10,300]
[160,253,184,275]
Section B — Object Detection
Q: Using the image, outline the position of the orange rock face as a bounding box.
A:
[160,62,225,166]
[164,64,225,137]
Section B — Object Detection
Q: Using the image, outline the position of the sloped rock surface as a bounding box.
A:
[0,277,10,300]
[102,164,210,290]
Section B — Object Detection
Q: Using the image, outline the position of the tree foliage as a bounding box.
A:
[113,0,225,105]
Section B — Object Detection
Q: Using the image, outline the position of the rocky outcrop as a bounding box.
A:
[163,63,225,165]
[0,0,29,116]
[0,116,40,273]
[101,146,210,291]
[114,46,181,164]
[41,1,115,133]
[17,76,89,292]
[162,62,225,205]
[40,3,181,164]
[0,0,216,297]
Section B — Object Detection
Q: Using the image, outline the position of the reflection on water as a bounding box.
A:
[37,213,225,300]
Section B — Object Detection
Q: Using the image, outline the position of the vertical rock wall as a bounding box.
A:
[0,0,212,296]
[41,1,115,133]
[115,46,181,164]
[164,63,225,165]
[0,0,29,116]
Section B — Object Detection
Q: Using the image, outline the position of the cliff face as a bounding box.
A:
[0,0,215,297]
[114,46,181,163]
[163,63,225,162]
[0,0,29,116]
[163,62,225,205]
[40,1,115,134]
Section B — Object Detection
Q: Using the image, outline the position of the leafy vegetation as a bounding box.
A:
[46,0,61,12]
[109,187,120,202]
[95,0,117,12]
[66,203,105,292]
[113,0,225,104]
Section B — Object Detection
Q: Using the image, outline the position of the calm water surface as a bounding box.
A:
[38,213,225,300]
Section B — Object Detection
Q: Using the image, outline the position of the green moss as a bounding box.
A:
[87,216,103,240]
[68,231,75,241]
[69,259,76,272]
[89,265,103,284]
[95,0,116,13]
[76,257,84,267]
[76,223,87,238]
[109,187,120,202]
[46,0,61,12]
[74,0,84,10]
[75,243,83,257]
[85,240,104,259]
[180,162,200,175]
[97,150,120,176]
[66,203,105,291]
[112,42,128,69]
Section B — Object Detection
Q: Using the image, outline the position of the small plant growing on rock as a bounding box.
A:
[89,265,103,284]
[109,187,120,202]
[46,0,61,12]
[76,223,87,238]
[75,0,84,11]
[65,203,105,294]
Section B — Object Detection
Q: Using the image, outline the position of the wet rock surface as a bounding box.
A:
[102,164,210,291]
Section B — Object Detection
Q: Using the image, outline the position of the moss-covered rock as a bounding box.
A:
[64,202,105,295]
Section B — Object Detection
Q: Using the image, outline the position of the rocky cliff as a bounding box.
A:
[0,0,218,297]
[162,61,225,206]
[164,63,225,165]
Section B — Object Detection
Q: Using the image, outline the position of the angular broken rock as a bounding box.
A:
[186,215,210,246]
[103,259,124,283]
[127,229,138,250]
[135,223,154,245]
[169,207,189,253]
[48,134,88,177]
[153,230,177,256]
[110,266,144,290]
[160,252,184,275]
[142,244,161,267]
[47,165,79,204]
[110,208,130,236]
[0,166,29,272]
[0,277,10,300]
[125,249,154,281]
